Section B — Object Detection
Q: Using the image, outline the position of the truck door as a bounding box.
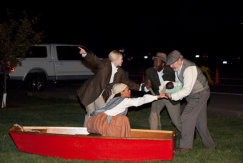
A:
[9,45,56,81]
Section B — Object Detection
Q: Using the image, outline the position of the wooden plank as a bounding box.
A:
[131,129,174,134]
[22,127,88,135]
[131,131,173,139]
[11,126,175,140]
[22,127,174,134]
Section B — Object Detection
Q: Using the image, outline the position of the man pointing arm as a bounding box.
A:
[77,47,152,126]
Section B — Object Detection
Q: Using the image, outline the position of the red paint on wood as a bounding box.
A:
[10,132,173,161]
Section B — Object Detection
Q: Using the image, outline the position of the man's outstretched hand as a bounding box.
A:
[78,47,86,55]
[157,87,168,99]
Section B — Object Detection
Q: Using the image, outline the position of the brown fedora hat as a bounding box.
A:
[152,52,167,63]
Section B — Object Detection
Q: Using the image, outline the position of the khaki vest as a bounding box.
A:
[177,59,208,94]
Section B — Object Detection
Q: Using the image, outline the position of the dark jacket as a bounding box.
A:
[144,66,179,104]
[77,53,140,106]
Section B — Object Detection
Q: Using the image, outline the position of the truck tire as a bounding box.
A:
[25,73,47,91]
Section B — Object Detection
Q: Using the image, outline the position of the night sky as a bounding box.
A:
[0,3,241,58]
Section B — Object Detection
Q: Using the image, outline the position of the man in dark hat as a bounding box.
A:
[166,50,215,152]
[144,52,182,131]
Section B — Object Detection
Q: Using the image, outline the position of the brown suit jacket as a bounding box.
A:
[77,53,140,106]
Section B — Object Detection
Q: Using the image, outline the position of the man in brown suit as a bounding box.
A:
[77,47,151,126]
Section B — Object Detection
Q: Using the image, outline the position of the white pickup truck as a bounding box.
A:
[9,44,94,91]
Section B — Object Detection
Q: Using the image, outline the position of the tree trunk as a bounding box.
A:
[1,72,7,108]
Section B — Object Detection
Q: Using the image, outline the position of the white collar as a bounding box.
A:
[157,69,164,74]
[111,62,118,72]
[176,61,183,74]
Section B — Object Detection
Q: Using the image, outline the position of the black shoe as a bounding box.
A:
[174,148,191,154]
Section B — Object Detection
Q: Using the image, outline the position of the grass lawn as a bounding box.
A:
[0,92,243,163]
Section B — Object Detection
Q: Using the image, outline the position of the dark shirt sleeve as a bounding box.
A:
[144,68,151,83]
[163,66,175,82]
[141,68,152,93]
[83,53,105,69]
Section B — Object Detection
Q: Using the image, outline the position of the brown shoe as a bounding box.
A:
[174,148,191,154]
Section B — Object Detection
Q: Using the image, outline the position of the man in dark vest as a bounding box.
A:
[77,47,151,126]
[166,50,215,152]
[144,52,181,131]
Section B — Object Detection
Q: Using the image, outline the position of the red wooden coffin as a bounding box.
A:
[9,125,176,161]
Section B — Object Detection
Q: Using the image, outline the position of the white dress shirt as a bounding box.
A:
[171,62,198,101]
[157,69,164,85]
[81,53,87,57]
[105,95,158,116]
[109,63,118,83]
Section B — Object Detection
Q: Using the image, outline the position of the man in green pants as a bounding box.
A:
[144,52,182,132]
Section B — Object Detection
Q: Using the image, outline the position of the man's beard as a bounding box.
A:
[173,67,180,72]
